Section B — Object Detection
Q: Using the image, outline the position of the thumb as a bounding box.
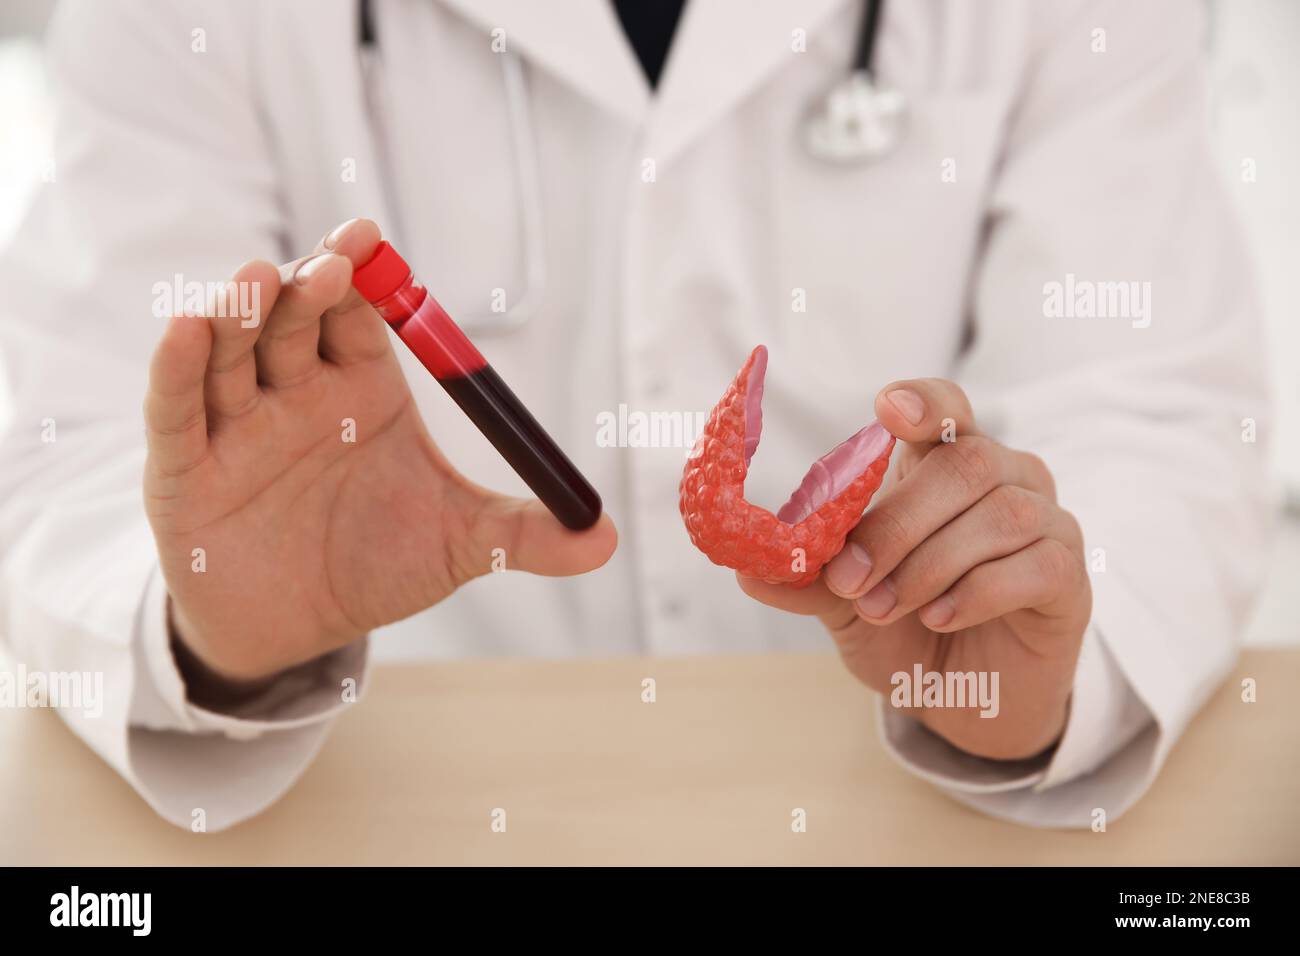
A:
[873,378,980,448]
[450,487,618,582]
[873,377,980,476]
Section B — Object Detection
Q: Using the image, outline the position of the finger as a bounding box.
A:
[315,218,393,365]
[145,314,213,477]
[254,253,352,389]
[735,573,844,619]
[826,435,1052,600]
[852,487,1083,625]
[918,538,1090,635]
[203,259,281,422]
[875,377,978,449]
[448,483,619,582]
[874,379,1058,500]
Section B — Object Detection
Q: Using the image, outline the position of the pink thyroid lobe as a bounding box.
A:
[741,345,891,525]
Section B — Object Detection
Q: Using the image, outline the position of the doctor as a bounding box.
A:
[0,0,1270,833]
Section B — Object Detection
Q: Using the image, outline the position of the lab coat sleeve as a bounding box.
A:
[878,0,1272,826]
[0,0,368,832]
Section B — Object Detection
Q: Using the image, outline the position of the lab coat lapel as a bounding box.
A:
[435,0,649,123]
[648,0,852,166]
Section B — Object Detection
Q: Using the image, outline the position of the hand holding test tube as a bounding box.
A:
[142,219,616,696]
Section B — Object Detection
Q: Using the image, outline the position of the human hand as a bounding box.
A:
[144,219,616,684]
[738,379,1090,760]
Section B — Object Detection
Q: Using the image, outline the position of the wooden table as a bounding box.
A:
[2,650,1297,865]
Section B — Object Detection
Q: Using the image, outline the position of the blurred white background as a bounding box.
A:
[0,1,1295,643]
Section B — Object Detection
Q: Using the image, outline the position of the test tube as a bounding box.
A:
[352,241,602,531]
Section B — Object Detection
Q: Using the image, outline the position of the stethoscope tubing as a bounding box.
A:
[358,0,545,334]
[356,0,892,329]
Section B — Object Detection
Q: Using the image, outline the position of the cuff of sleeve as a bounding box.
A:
[129,565,371,740]
[1035,624,1152,790]
[878,625,1151,795]
[877,700,1049,794]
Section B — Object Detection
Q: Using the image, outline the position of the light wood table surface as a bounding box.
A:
[3,649,1297,865]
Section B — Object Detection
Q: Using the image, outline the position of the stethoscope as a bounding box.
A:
[804,0,907,163]
[359,0,543,334]
[358,0,900,333]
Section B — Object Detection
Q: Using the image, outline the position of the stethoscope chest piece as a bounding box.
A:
[804,70,907,164]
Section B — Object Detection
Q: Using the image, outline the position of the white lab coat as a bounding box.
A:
[0,0,1272,833]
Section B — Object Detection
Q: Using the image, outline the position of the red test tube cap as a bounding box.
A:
[352,240,411,303]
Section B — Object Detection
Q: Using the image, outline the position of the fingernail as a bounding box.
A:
[294,254,332,284]
[855,580,897,619]
[825,542,872,596]
[921,596,955,629]
[886,389,925,426]
[323,218,359,250]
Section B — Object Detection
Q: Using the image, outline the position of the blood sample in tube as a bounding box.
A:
[353,242,602,531]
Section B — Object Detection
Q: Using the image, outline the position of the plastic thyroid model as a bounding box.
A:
[679,346,895,588]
